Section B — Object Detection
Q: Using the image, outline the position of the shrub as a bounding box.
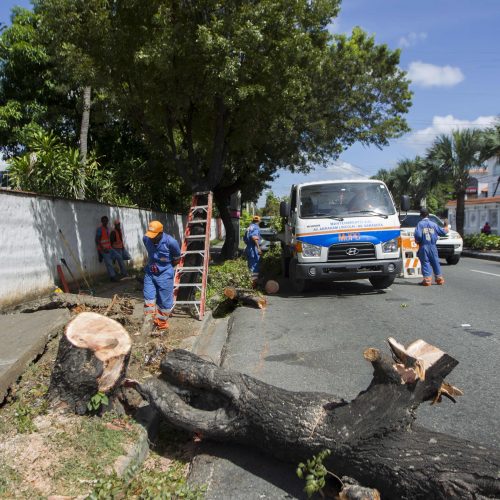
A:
[207,258,253,303]
[463,234,500,251]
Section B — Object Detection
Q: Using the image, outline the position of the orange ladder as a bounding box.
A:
[173,192,213,319]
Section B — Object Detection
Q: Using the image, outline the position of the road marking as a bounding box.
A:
[470,269,500,278]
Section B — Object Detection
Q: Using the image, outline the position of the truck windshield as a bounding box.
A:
[299,182,396,218]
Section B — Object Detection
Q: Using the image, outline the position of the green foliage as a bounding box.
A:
[261,191,281,216]
[8,128,133,205]
[296,449,332,498]
[207,258,253,303]
[33,0,411,214]
[87,391,109,412]
[87,462,205,499]
[12,402,36,434]
[239,210,254,238]
[259,242,282,280]
[463,233,500,250]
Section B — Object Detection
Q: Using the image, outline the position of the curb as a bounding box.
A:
[191,312,230,366]
[113,423,150,478]
[115,311,229,480]
[462,250,500,262]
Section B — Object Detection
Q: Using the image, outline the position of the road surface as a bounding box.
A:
[190,257,500,498]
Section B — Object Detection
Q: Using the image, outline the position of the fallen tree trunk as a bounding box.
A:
[49,312,131,414]
[131,342,500,499]
[223,287,267,309]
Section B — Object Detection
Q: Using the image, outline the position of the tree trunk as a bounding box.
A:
[132,343,500,499]
[455,189,466,236]
[223,287,267,309]
[49,312,131,415]
[214,190,238,260]
[78,85,92,200]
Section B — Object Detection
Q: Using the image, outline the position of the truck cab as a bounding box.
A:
[280,180,402,292]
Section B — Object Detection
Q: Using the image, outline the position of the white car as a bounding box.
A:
[399,212,463,265]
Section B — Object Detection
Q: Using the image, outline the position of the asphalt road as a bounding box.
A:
[191,257,500,499]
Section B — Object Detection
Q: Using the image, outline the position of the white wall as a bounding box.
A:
[0,190,223,308]
[447,202,500,235]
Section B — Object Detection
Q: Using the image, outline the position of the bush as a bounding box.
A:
[259,243,282,280]
[207,258,253,303]
[463,233,500,251]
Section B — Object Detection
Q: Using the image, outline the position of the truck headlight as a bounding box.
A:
[382,238,398,253]
[301,242,322,257]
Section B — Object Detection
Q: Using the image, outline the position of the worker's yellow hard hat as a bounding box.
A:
[145,220,163,238]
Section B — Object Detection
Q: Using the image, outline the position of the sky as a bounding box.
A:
[1,0,499,201]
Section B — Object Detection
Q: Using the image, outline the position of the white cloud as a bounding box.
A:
[406,115,497,150]
[324,161,368,179]
[399,32,427,48]
[407,61,464,87]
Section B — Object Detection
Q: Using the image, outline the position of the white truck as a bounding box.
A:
[280,179,408,292]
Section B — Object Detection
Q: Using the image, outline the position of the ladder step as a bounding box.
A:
[176,267,203,272]
[191,205,208,210]
[175,300,201,305]
[174,283,203,287]
[186,235,206,239]
[182,250,205,255]
[188,219,207,224]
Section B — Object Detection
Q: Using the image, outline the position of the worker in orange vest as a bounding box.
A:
[95,216,127,282]
[110,219,129,260]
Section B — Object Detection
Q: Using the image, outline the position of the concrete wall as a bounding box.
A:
[447,200,500,235]
[0,190,223,308]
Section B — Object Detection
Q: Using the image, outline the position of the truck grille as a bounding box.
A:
[328,242,376,262]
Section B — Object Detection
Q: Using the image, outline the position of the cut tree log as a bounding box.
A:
[130,340,500,499]
[223,287,267,309]
[49,312,131,414]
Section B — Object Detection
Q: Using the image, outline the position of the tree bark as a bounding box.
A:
[214,190,238,260]
[223,287,267,309]
[49,312,131,415]
[78,85,92,200]
[16,292,135,314]
[132,345,500,499]
[455,189,466,236]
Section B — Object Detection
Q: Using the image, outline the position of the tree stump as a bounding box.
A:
[49,312,132,414]
[130,339,500,499]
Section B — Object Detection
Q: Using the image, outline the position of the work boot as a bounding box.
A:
[110,276,119,283]
[152,319,169,336]
[420,277,432,286]
[435,276,445,285]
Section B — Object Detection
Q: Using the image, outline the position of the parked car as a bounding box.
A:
[259,216,278,252]
[399,212,463,265]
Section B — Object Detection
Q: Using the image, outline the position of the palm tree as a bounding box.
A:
[427,129,484,236]
[373,157,440,209]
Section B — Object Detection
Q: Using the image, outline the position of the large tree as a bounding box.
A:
[427,129,484,235]
[35,0,412,257]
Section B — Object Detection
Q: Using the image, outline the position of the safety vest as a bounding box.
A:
[112,228,124,249]
[98,226,112,251]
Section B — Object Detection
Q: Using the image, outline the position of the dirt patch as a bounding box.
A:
[0,275,206,497]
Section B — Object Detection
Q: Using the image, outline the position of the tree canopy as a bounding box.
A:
[2,0,413,255]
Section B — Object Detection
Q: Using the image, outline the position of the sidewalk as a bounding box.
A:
[0,309,70,402]
[461,249,500,262]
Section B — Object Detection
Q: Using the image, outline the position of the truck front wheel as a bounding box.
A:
[369,275,395,290]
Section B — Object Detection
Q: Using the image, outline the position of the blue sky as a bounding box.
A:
[2,1,499,202]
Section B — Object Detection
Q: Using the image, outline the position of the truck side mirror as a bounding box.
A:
[280,201,289,218]
[400,195,410,212]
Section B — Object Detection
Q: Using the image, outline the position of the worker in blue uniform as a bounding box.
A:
[244,215,263,287]
[143,220,181,331]
[414,208,448,286]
